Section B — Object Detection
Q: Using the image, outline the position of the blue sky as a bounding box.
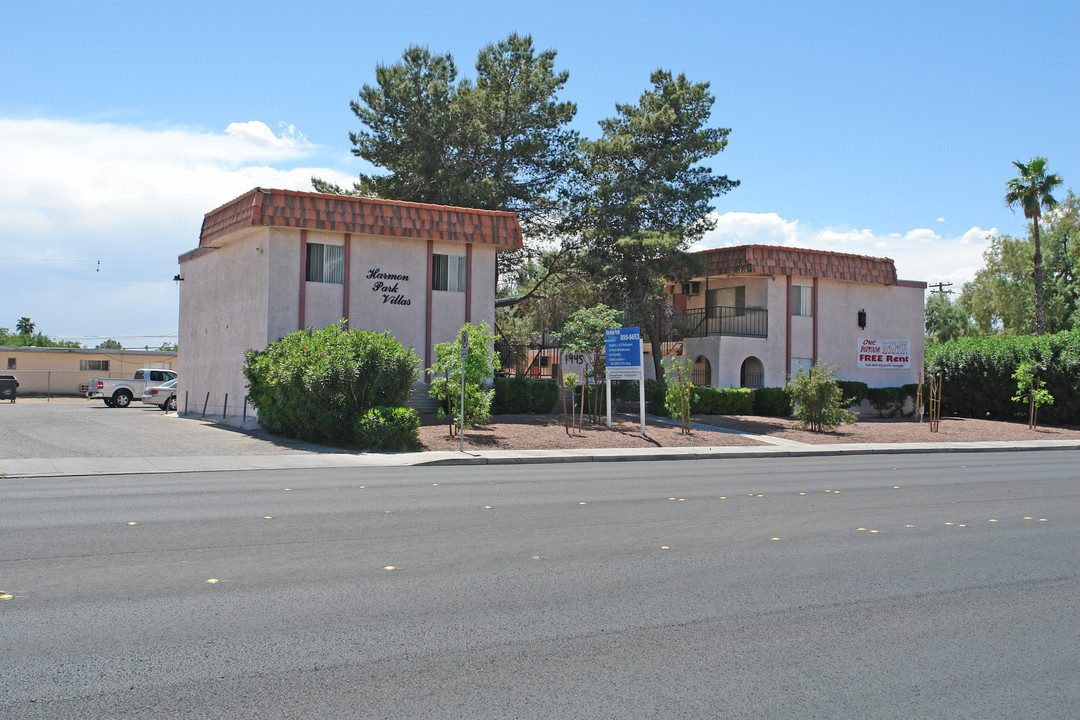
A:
[2,0,1077,346]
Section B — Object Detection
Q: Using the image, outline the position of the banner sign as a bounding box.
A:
[605,327,642,380]
[857,338,910,368]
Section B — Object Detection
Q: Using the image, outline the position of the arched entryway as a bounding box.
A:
[692,355,711,387]
[740,356,764,388]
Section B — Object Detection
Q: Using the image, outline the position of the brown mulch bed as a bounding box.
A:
[417,413,1080,452]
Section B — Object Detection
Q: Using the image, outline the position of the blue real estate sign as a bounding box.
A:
[604,327,643,380]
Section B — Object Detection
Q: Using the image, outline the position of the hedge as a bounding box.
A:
[688,387,754,415]
[492,377,560,414]
[926,330,1080,424]
[752,387,791,417]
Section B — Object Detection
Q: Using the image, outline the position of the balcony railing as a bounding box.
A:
[674,306,768,339]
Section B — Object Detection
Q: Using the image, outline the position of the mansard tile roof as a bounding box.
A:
[198,188,523,249]
[695,244,899,285]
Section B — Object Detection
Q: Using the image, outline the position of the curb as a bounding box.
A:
[4,441,1078,479]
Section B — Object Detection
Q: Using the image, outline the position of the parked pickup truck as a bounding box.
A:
[87,368,177,408]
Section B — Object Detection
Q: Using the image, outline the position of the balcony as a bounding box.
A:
[673,306,768,339]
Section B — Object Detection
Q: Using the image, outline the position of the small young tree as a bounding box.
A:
[1012,360,1053,429]
[664,355,695,434]
[428,322,499,435]
[784,362,857,432]
[561,370,579,435]
[555,304,623,424]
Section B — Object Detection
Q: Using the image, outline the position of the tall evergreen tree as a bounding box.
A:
[317,34,578,283]
[579,70,738,382]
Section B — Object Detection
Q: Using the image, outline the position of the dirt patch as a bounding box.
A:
[418,413,765,452]
[417,412,1080,452]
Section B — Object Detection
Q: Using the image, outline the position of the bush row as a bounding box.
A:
[926,330,1080,424]
[492,377,560,414]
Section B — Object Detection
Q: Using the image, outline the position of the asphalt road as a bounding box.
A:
[2,452,1078,719]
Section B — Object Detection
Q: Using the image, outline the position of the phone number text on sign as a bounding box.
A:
[857,338,910,368]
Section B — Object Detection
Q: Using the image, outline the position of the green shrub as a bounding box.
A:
[492,378,560,414]
[243,323,419,446]
[611,378,667,408]
[752,387,791,417]
[356,406,421,451]
[837,380,869,407]
[689,387,754,415]
[785,362,857,432]
[927,330,1080,424]
[664,356,695,429]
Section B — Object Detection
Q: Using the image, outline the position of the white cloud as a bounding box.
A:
[0,117,359,344]
[937,217,946,222]
[959,226,995,245]
[691,211,801,250]
[905,228,940,243]
[691,211,994,286]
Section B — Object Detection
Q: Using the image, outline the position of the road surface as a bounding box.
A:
[2,451,1077,718]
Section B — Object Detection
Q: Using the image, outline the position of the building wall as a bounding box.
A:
[179,228,271,418]
[180,227,501,420]
[677,274,923,389]
[816,278,924,387]
[0,347,177,395]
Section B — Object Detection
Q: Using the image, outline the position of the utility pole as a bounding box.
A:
[927,281,954,296]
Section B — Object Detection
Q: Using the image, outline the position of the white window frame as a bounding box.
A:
[432,253,467,293]
[306,243,345,284]
[791,285,813,317]
[80,359,109,371]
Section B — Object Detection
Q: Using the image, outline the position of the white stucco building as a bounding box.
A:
[669,245,926,388]
[178,188,522,419]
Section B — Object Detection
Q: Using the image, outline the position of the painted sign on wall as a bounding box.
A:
[857,338,910,368]
[366,268,411,306]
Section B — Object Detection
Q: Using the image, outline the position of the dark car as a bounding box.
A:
[0,374,18,403]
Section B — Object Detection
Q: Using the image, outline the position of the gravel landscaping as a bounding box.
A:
[418,412,1080,452]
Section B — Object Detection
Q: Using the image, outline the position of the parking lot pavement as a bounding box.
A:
[0,397,332,460]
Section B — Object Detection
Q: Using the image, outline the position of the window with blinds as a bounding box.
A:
[432,253,466,292]
[306,243,344,284]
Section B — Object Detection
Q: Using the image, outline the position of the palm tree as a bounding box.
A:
[15,317,35,336]
[1005,157,1063,335]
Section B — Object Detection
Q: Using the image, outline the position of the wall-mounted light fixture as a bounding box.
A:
[857,309,867,329]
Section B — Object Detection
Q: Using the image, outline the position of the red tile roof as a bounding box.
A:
[694,245,899,285]
[198,188,524,249]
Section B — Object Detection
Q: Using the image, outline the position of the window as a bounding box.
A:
[432,253,467,292]
[80,360,109,371]
[791,285,813,317]
[707,286,745,310]
[6,357,14,370]
[306,243,344,284]
[790,357,813,376]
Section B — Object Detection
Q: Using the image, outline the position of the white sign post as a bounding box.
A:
[604,327,646,434]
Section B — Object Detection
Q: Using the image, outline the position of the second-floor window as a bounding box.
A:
[306,243,345,284]
[791,285,813,317]
[432,253,467,292]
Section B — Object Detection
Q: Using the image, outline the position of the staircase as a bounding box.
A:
[406,383,440,413]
